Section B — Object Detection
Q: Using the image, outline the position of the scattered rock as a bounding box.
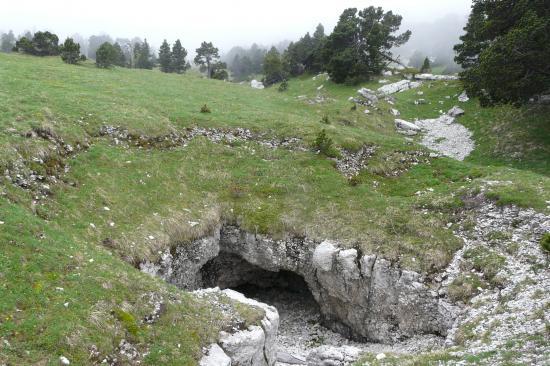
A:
[59,356,70,365]
[383,70,393,76]
[390,108,400,117]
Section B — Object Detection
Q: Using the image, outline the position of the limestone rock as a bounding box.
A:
[458,91,469,102]
[395,119,421,132]
[356,88,378,105]
[390,108,400,116]
[312,241,338,272]
[200,344,231,366]
[251,80,265,89]
[447,106,465,118]
[415,74,459,81]
[383,70,393,76]
[377,80,422,95]
[306,346,361,366]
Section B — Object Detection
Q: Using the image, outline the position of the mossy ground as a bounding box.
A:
[1,53,549,364]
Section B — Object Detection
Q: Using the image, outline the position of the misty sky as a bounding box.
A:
[1,0,473,52]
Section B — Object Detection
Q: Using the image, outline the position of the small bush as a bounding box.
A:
[312,129,337,157]
[448,274,484,303]
[350,104,357,111]
[113,307,140,338]
[278,80,288,92]
[541,233,550,253]
[200,104,211,113]
[320,114,330,124]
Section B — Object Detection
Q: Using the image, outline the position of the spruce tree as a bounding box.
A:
[171,39,189,74]
[420,57,431,73]
[135,39,153,69]
[112,43,126,67]
[158,39,172,73]
[263,47,286,86]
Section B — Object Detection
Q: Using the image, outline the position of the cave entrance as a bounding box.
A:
[199,251,315,303]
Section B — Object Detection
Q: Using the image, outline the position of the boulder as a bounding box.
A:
[458,91,469,102]
[377,80,422,95]
[447,106,465,118]
[356,88,378,105]
[251,80,265,90]
[390,108,400,116]
[383,70,393,76]
[307,346,361,366]
[395,119,421,132]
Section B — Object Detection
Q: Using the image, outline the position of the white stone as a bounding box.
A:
[379,79,389,84]
[364,109,370,114]
[415,73,459,81]
[448,106,465,118]
[395,119,421,132]
[250,80,265,90]
[377,80,422,95]
[317,85,324,90]
[383,70,393,76]
[312,241,338,272]
[376,353,386,360]
[390,108,400,116]
[199,344,231,366]
[458,91,469,102]
[59,356,70,365]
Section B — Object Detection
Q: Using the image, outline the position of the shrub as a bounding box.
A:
[60,38,81,64]
[320,114,330,124]
[448,273,484,303]
[200,104,211,113]
[312,129,337,157]
[278,80,288,92]
[541,233,550,254]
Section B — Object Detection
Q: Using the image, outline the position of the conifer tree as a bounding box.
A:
[171,39,189,74]
[60,38,81,64]
[194,41,220,78]
[158,39,172,72]
[135,39,153,69]
[112,43,126,67]
[1,30,15,52]
[420,57,431,73]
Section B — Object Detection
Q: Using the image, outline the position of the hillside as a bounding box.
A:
[0,53,549,365]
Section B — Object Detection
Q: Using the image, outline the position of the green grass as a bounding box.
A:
[0,53,549,364]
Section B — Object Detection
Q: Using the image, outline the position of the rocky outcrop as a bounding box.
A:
[395,119,421,135]
[415,74,459,81]
[198,288,279,366]
[142,226,456,344]
[377,80,422,96]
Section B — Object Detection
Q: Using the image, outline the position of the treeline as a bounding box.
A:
[0,29,229,79]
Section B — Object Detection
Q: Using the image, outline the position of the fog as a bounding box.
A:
[0,0,471,59]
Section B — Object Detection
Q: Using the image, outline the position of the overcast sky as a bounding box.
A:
[1,0,472,52]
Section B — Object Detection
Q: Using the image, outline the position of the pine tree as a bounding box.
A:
[112,43,126,67]
[455,0,550,106]
[158,39,172,73]
[420,57,431,73]
[135,39,153,69]
[96,42,117,68]
[263,47,286,86]
[60,38,81,64]
[194,41,220,78]
[322,7,411,84]
[171,40,188,74]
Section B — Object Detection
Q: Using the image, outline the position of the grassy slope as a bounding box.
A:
[0,53,549,364]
